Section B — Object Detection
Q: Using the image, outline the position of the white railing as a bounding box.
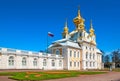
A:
[0,47,63,58]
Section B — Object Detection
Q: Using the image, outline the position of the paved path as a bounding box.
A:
[0,72,120,81]
[0,76,16,81]
[45,72,120,81]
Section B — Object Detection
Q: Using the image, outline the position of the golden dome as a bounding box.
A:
[64,19,69,32]
[73,8,85,31]
[64,27,68,31]
[89,20,95,36]
[73,9,85,26]
[89,27,94,33]
[62,19,69,38]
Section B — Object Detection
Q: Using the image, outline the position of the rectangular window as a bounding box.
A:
[78,62,79,67]
[74,62,76,67]
[89,47,91,50]
[93,62,95,67]
[86,46,87,50]
[70,50,72,57]
[90,53,91,59]
[90,62,92,67]
[93,54,95,60]
[86,52,88,59]
[86,62,88,67]
[70,62,72,67]
[77,52,79,57]
[74,51,76,57]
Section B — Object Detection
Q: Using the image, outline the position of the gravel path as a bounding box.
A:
[0,71,120,81]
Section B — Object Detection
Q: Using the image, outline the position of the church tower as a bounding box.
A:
[62,20,69,39]
[73,9,85,31]
[49,7,102,70]
[72,9,86,42]
[89,20,96,45]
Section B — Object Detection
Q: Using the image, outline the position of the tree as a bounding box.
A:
[104,55,110,63]
[104,55,111,68]
[112,49,120,68]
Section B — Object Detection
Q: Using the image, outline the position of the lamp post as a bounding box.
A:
[112,55,115,69]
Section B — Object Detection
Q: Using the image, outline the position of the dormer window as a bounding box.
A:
[56,49,60,55]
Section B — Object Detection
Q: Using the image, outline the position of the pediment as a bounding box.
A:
[51,43,62,47]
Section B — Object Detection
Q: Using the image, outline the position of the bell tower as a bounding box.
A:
[89,20,96,45]
[89,20,95,36]
[62,19,69,39]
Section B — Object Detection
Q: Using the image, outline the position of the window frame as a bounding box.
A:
[51,59,55,67]
[43,59,47,66]
[33,58,37,66]
[8,56,14,66]
[22,57,27,66]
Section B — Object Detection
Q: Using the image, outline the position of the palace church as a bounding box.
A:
[0,8,102,70]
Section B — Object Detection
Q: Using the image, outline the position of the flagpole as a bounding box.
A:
[47,32,54,54]
[47,32,48,54]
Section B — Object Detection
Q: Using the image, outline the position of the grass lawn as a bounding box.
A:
[113,68,120,72]
[0,71,107,81]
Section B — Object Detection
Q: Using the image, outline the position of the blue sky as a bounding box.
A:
[0,0,120,53]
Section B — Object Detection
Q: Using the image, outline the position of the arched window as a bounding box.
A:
[59,60,62,67]
[56,49,60,55]
[33,58,37,66]
[43,59,47,66]
[22,57,27,66]
[51,60,55,67]
[8,56,14,66]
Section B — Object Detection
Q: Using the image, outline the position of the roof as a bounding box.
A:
[96,49,102,54]
[60,41,81,48]
[49,39,81,49]
[54,39,68,43]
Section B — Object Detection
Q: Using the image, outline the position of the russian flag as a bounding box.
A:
[48,32,54,37]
